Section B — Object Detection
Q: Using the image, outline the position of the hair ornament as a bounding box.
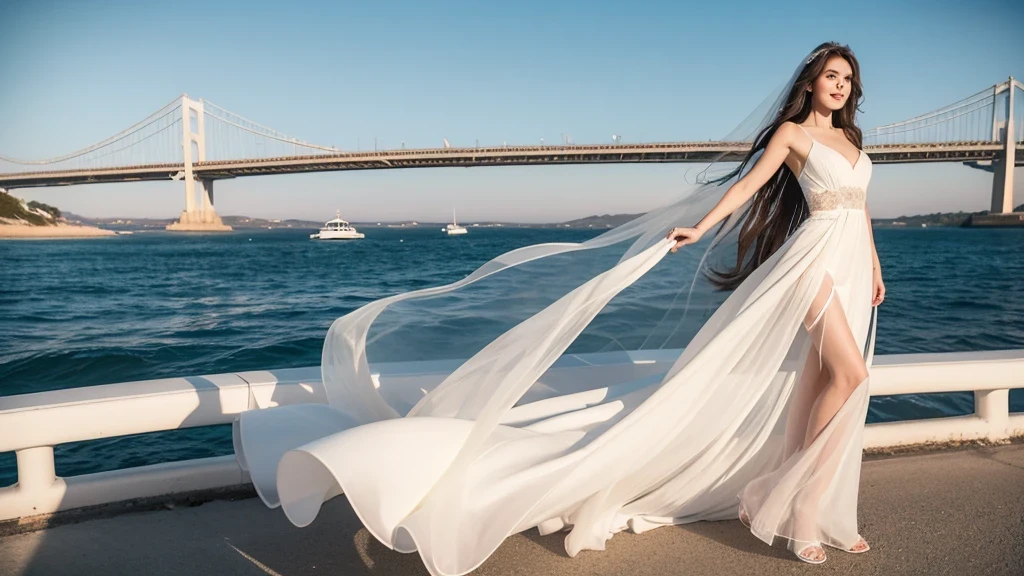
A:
[805,42,841,64]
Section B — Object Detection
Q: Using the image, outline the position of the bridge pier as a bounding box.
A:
[167,178,230,231]
[989,76,1017,214]
[201,178,214,214]
[991,155,1016,213]
[166,95,231,232]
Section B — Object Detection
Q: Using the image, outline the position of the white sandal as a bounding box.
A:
[794,542,827,565]
[739,505,834,564]
[826,536,870,554]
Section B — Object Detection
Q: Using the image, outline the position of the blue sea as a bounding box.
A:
[1,226,1023,486]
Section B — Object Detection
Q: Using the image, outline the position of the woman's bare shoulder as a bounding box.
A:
[775,121,804,140]
[766,121,804,150]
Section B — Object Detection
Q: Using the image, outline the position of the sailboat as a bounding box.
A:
[442,208,468,235]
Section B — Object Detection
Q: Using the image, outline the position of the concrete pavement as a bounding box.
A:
[2,443,1022,576]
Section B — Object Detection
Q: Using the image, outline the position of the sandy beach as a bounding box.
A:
[0,223,117,239]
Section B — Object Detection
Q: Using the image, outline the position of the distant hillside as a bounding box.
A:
[58,212,650,230]
[52,202,1024,232]
[0,191,62,226]
[871,211,981,227]
[62,214,325,229]
[222,216,324,229]
[557,205,1024,231]
[63,213,175,228]
[872,202,1024,228]
[556,213,644,229]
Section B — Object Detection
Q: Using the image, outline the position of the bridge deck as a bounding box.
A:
[1,442,1021,576]
[2,142,1022,189]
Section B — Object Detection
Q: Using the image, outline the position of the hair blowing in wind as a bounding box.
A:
[705,42,865,291]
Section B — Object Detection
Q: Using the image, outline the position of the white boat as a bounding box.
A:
[310,211,365,240]
[442,209,468,235]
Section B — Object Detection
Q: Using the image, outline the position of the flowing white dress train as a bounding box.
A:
[234,128,877,575]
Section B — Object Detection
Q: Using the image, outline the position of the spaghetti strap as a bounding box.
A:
[794,124,815,179]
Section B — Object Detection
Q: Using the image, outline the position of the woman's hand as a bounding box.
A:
[666,227,704,253]
[871,268,885,306]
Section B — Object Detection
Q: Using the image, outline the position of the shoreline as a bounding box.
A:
[0,223,117,239]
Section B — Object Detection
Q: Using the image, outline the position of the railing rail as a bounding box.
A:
[1,349,1021,521]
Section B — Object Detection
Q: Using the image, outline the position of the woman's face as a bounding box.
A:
[810,56,854,112]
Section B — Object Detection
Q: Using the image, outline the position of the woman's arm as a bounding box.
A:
[865,205,886,306]
[667,123,800,251]
[864,206,881,272]
[691,122,800,233]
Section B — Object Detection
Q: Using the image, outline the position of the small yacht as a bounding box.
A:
[310,211,365,240]
[442,209,468,236]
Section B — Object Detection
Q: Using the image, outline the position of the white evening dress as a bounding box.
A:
[234,126,877,575]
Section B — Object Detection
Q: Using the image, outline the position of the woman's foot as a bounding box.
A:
[846,536,870,553]
[795,542,827,564]
[843,532,868,553]
[822,535,870,554]
[738,508,751,528]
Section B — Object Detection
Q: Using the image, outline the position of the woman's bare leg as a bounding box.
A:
[784,347,831,459]
[740,345,829,532]
[801,276,869,451]
[789,273,870,561]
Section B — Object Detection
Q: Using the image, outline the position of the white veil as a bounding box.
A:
[234,43,869,576]
[319,47,816,422]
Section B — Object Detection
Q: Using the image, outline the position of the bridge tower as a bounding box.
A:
[166,95,231,231]
[990,77,1018,214]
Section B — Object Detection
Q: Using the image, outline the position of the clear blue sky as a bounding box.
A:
[1,0,1021,222]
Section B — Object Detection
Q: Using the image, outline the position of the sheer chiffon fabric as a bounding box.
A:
[233,52,878,575]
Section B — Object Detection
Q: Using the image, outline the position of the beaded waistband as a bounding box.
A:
[805,186,866,212]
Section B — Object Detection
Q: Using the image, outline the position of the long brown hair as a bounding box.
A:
[706,42,865,291]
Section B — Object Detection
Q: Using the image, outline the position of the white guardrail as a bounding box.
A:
[1,348,1022,522]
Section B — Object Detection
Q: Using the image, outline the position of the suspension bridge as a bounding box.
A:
[0,78,1020,231]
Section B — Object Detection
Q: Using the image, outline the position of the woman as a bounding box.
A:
[234,42,884,574]
[666,41,884,563]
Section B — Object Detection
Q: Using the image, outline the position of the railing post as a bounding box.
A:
[16,446,57,492]
[975,389,1009,441]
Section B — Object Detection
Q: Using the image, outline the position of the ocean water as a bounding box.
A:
[1,226,1022,485]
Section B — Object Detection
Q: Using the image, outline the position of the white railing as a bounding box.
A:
[1,349,1022,522]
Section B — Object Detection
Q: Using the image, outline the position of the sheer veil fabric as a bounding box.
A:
[234,47,877,575]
